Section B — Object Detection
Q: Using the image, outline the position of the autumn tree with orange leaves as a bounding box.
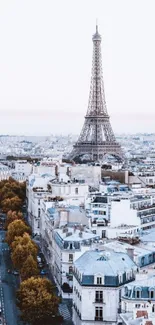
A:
[6,220,31,246]
[17,277,60,325]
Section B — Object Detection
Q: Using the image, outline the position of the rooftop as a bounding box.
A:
[141,229,155,243]
[104,241,155,257]
[55,227,99,242]
[120,312,144,325]
[126,275,155,289]
[74,250,136,276]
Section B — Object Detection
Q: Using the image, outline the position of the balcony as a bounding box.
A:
[95,317,103,321]
[94,299,104,304]
[66,273,73,281]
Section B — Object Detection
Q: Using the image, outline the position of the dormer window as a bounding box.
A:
[119,273,123,283]
[135,287,142,299]
[97,277,102,285]
[149,288,155,299]
[150,291,154,299]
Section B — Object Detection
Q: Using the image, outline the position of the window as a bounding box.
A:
[135,304,141,308]
[69,254,73,262]
[69,243,73,250]
[136,290,141,299]
[95,307,103,321]
[95,291,103,303]
[141,257,145,266]
[97,277,102,285]
[75,188,78,194]
[69,266,73,274]
[119,274,123,283]
[149,254,153,263]
[150,290,154,299]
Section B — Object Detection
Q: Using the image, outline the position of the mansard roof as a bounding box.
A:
[74,250,136,277]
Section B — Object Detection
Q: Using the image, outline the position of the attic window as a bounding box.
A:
[97,277,102,285]
[136,290,141,299]
[150,290,154,299]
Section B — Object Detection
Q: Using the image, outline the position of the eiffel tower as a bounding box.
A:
[69,25,123,161]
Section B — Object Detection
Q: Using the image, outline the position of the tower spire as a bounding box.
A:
[69,27,123,162]
[96,19,98,33]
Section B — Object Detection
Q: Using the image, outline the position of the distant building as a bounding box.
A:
[48,179,89,206]
[14,160,32,175]
[110,195,155,231]
[68,165,101,188]
[0,163,11,180]
[86,195,111,238]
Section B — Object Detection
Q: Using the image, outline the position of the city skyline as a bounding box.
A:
[1,0,155,135]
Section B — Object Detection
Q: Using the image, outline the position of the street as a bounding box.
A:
[0,229,73,325]
[0,231,22,325]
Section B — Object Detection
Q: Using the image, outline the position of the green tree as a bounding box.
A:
[5,210,23,229]
[20,255,39,280]
[17,277,60,325]
[6,220,31,246]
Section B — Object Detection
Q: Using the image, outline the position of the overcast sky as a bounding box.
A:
[0,0,155,135]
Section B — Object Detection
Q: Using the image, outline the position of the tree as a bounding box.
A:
[11,237,38,270]
[5,210,23,229]
[20,255,39,280]
[5,220,31,246]
[1,196,22,213]
[17,277,60,325]
[11,232,36,251]
[0,178,26,210]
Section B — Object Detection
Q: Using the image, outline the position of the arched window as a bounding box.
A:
[135,286,142,299]
[149,287,155,299]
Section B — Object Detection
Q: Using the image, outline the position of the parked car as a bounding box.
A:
[38,263,43,268]
[37,256,42,263]
[13,270,19,276]
[40,270,48,275]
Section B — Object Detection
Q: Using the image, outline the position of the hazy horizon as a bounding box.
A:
[1,0,155,135]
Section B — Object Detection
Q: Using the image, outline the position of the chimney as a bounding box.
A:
[126,247,134,261]
[79,231,83,238]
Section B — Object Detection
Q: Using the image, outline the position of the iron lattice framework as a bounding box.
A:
[70,25,123,161]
